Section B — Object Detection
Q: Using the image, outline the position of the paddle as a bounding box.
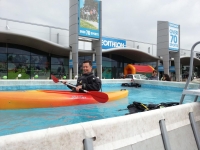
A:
[51,75,108,103]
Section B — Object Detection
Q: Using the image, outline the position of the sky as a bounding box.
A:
[0,0,200,50]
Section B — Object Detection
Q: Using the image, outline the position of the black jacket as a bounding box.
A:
[68,73,101,91]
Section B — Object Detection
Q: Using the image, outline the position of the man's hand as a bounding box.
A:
[61,80,67,84]
[76,85,82,92]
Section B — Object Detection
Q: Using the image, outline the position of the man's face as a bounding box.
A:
[82,62,92,74]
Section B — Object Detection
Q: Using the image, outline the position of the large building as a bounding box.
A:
[0,1,200,80]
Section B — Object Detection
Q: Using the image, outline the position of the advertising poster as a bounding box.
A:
[79,0,100,39]
[169,23,179,51]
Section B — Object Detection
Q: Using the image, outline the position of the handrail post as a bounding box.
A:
[184,41,200,90]
[83,138,94,150]
[189,112,200,149]
[159,119,171,150]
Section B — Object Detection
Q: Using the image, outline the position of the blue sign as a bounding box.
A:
[169,23,179,51]
[158,66,175,72]
[102,37,126,49]
[92,61,96,69]
[69,60,73,68]
[170,66,175,72]
[78,0,100,39]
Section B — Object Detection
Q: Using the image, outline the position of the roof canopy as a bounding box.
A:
[102,48,160,62]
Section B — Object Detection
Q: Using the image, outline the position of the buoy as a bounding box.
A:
[3,76,7,79]
[18,74,22,78]
[34,75,38,78]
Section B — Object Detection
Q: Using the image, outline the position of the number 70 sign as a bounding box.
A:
[169,23,179,51]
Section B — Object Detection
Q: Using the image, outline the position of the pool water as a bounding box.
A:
[0,84,197,136]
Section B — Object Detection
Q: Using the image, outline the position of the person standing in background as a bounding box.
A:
[161,74,171,81]
[149,70,159,80]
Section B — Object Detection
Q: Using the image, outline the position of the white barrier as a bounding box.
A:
[1,102,200,150]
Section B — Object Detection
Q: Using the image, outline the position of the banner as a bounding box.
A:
[92,61,96,69]
[69,60,73,68]
[169,23,179,51]
[158,66,175,72]
[79,0,100,39]
[102,37,126,49]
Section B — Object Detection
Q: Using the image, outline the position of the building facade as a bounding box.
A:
[0,16,200,80]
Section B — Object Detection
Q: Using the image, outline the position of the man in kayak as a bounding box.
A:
[64,60,101,92]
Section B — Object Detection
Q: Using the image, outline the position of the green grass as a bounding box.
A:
[8,71,30,79]
[80,19,97,30]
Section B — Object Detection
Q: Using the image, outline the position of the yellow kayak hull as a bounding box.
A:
[0,90,129,110]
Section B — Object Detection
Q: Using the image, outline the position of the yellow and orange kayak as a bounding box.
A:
[0,90,128,110]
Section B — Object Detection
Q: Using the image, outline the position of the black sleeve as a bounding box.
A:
[66,78,80,91]
[66,82,75,91]
[82,76,101,91]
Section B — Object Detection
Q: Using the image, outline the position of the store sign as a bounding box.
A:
[169,23,179,51]
[69,60,73,68]
[92,61,96,69]
[102,37,126,49]
[158,66,175,72]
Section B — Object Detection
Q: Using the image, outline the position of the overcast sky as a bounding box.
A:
[0,0,200,50]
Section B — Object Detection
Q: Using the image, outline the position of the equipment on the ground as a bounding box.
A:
[125,101,179,115]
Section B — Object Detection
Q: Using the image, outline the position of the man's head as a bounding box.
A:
[82,60,92,74]
[152,70,157,77]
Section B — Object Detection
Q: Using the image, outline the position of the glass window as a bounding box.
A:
[112,54,123,62]
[8,63,30,79]
[102,67,112,79]
[8,54,30,63]
[31,55,47,64]
[111,61,117,67]
[51,56,68,79]
[84,56,92,60]
[0,61,7,79]
[102,61,111,67]
[30,54,50,79]
[51,64,68,78]
[30,63,50,79]
[102,55,112,61]
[0,54,7,62]
[51,57,68,65]
[0,43,6,53]
[8,44,30,55]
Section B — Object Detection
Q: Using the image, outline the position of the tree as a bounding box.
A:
[84,0,98,10]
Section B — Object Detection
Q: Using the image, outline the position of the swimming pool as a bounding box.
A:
[0,83,197,136]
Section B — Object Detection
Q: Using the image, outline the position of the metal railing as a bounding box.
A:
[180,41,200,104]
